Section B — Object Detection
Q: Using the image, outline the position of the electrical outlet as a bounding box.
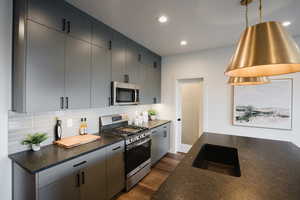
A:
[67,119,73,127]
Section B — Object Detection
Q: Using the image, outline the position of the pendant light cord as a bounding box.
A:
[259,0,263,23]
[245,0,249,27]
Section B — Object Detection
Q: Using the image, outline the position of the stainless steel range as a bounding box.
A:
[100,115,151,191]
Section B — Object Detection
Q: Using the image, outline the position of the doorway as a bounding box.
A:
[176,78,203,153]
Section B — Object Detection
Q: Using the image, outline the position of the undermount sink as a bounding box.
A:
[193,144,241,177]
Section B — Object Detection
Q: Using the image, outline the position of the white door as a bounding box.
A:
[177,79,203,153]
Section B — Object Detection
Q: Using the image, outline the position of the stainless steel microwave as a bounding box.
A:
[111,82,140,105]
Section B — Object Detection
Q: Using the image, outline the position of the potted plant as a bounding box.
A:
[21,133,48,151]
[148,109,158,121]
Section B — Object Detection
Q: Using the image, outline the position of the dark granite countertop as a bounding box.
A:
[141,120,171,129]
[152,133,300,200]
[9,133,123,174]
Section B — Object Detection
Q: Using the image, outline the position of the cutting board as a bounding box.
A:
[54,134,101,149]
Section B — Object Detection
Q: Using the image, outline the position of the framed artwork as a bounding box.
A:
[233,79,293,130]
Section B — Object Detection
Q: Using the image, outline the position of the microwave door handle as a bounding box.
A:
[134,89,137,103]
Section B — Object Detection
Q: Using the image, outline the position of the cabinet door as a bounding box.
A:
[91,45,112,108]
[149,57,161,104]
[139,63,154,104]
[161,124,170,155]
[151,128,163,166]
[126,41,141,84]
[111,32,127,82]
[65,4,92,43]
[92,21,112,48]
[26,20,65,112]
[27,0,65,32]
[65,37,91,109]
[80,148,107,200]
[106,141,125,199]
[39,172,80,200]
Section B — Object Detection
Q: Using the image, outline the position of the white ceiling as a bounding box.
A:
[66,0,300,56]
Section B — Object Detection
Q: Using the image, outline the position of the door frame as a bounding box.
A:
[175,78,204,153]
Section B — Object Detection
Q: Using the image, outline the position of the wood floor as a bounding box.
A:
[116,153,185,200]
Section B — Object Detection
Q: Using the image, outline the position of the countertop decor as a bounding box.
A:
[152,133,300,200]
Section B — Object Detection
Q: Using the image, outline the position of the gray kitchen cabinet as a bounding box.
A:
[91,45,112,108]
[151,123,170,166]
[65,3,92,43]
[25,20,65,113]
[140,51,161,104]
[126,41,141,84]
[106,141,125,199]
[27,0,65,32]
[80,147,107,200]
[92,21,112,48]
[12,146,112,200]
[13,0,162,112]
[38,172,80,200]
[111,32,127,82]
[65,37,91,110]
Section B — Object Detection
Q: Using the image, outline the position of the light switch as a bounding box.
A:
[67,119,73,127]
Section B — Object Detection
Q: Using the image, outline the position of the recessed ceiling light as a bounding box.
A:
[282,21,291,27]
[180,40,187,46]
[158,15,168,23]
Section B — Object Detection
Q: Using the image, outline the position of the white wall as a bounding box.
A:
[0,0,12,199]
[161,37,300,153]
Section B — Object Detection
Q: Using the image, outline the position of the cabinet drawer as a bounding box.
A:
[38,148,106,188]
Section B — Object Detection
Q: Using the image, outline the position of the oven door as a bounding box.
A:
[125,137,151,176]
[112,82,139,105]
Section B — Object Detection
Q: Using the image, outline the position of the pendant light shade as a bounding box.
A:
[225,21,300,77]
[228,76,270,86]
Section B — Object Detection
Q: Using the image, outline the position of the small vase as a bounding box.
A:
[32,144,41,151]
[150,115,157,121]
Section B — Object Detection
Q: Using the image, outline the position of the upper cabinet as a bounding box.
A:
[111,32,127,83]
[13,0,161,113]
[27,0,65,32]
[64,4,92,43]
[92,21,112,49]
[126,40,142,85]
[65,37,91,110]
[25,20,66,113]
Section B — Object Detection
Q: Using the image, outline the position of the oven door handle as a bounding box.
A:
[127,138,151,150]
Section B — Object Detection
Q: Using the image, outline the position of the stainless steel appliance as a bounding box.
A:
[111,82,140,106]
[100,115,151,191]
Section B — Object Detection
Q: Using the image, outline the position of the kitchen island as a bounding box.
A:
[152,133,300,200]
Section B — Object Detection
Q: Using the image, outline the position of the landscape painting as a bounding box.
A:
[233,79,293,130]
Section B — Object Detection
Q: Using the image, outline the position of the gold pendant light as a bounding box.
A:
[227,0,270,86]
[228,76,270,86]
[225,0,300,78]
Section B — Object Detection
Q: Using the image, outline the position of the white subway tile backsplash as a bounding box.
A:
[8,105,153,154]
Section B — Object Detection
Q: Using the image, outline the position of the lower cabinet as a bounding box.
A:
[151,123,170,166]
[38,172,80,200]
[13,141,125,200]
[106,141,125,199]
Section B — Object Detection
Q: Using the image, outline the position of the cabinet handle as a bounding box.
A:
[62,18,66,32]
[81,171,85,185]
[153,97,157,104]
[108,97,111,106]
[67,21,71,33]
[109,40,112,50]
[113,146,121,151]
[164,131,167,137]
[60,97,64,109]
[124,74,129,83]
[65,97,69,109]
[76,173,80,187]
[73,161,87,168]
